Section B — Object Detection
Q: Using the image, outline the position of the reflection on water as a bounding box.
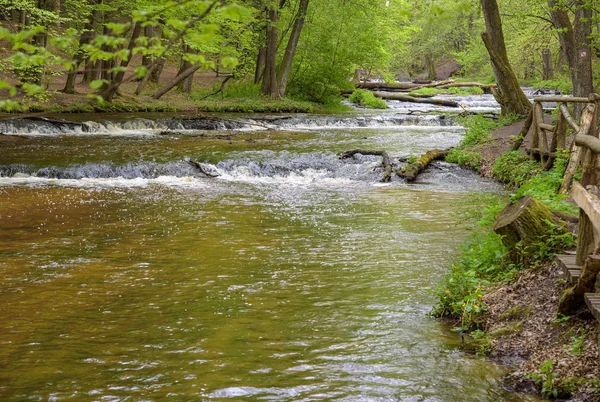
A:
[0,116,538,401]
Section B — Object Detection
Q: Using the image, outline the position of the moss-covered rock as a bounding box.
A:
[490,321,525,338]
[499,305,533,321]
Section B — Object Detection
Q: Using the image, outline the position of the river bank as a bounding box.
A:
[442,115,600,401]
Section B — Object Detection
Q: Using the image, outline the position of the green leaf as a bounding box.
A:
[21,83,44,96]
[166,18,187,31]
[221,56,238,69]
[90,79,108,90]
[105,22,131,35]
[135,66,148,79]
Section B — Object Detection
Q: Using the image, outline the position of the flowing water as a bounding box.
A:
[0,107,541,401]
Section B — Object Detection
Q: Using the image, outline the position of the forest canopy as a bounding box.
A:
[0,0,598,110]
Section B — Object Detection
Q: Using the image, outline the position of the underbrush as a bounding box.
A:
[436,115,576,330]
[493,149,577,214]
[432,193,510,329]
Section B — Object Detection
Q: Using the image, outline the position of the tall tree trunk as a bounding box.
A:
[572,1,593,118]
[141,25,154,68]
[176,46,194,93]
[100,22,142,102]
[548,0,575,70]
[276,0,309,97]
[149,22,165,84]
[254,46,266,84]
[480,0,531,115]
[548,0,593,118]
[82,5,101,83]
[63,17,95,94]
[426,53,436,80]
[542,48,553,80]
[261,7,280,99]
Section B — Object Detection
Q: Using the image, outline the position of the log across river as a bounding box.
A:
[0,110,541,401]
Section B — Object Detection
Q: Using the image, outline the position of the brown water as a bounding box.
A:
[0,117,540,401]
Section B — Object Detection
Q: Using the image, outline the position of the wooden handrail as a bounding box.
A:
[533,96,590,103]
[575,135,600,154]
[559,104,580,132]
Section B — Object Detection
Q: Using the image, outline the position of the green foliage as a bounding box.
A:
[520,219,575,266]
[446,86,484,95]
[348,89,388,109]
[553,313,571,326]
[569,329,585,356]
[513,151,577,214]
[409,87,439,96]
[492,150,539,187]
[533,78,572,94]
[445,115,500,171]
[445,149,482,172]
[529,360,559,398]
[409,86,484,97]
[433,194,511,329]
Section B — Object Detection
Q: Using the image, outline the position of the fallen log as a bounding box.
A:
[398,149,450,182]
[372,92,459,108]
[356,79,455,92]
[339,149,393,182]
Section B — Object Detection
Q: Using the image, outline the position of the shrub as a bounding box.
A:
[348,89,388,109]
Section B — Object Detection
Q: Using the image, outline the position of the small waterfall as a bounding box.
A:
[0,114,457,136]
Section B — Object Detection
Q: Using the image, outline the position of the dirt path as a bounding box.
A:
[479,119,527,177]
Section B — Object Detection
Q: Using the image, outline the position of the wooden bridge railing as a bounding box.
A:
[543,94,600,320]
[513,94,599,178]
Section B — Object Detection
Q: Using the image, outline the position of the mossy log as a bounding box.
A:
[398,149,450,182]
[372,92,459,108]
[557,255,600,315]
[493,195,563,264]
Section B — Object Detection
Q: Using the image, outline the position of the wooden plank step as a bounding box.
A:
[556,254,581,283]
[585,293,600,322]
[568,269,581,283]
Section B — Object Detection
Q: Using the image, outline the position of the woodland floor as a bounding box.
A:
[472,120,600,401]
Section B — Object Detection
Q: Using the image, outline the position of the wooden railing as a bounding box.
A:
[514,95,599,179]
[544,93,600,318]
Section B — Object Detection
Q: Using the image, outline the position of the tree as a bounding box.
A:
[260,3,280,98]
[480,0,531,115]
[548,0,593,117]
[276,0,309,97]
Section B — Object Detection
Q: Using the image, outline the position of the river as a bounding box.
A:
[0,106,542,400]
